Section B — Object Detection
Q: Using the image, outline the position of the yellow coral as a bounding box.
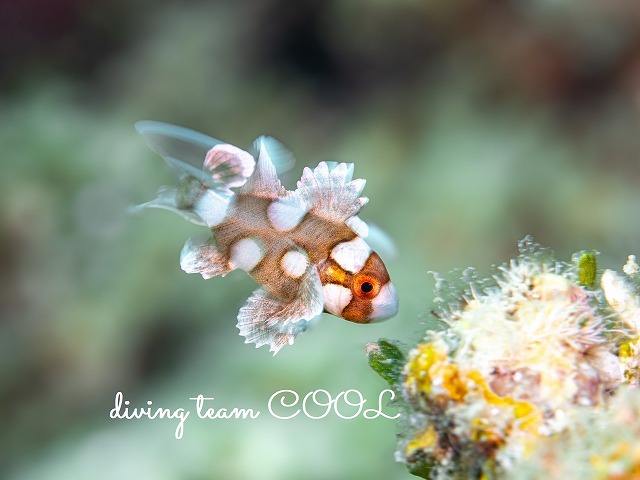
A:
[618,339,640,387]
[590,441,640,479]
[470,417,504,445]
[430,362,468,401]
[405,425,438,457]
[392,245,640,479]
[405,342,449,395]
[467,371,542,434]
[405,341,472,402]
[619,342,634,358]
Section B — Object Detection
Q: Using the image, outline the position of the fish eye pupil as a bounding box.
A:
[361,281,373,293]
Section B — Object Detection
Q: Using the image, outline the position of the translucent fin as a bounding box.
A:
[180,237,232,279]
[236,267,324,354]
[136,120,258,194]
[296,161,368,223]
[135,121,249,225]
[237,137,285,198]
[131,174,229,227]
[135,120,225,170]
[253,136,296,175]
[129,185,206,226]
[345,215,397,259]
[364,222,397,259]
[345,215,369,237]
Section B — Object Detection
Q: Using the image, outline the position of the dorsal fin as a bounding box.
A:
[323,161,355,182]
[253,136,296,175]
[237,137,285,198]
[296,162,368,223]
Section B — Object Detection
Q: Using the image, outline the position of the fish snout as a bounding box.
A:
[370,282,399,322]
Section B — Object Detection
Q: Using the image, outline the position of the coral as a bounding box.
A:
[368,237,640,479]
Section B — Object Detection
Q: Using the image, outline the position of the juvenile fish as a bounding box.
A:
[135,121,398,354]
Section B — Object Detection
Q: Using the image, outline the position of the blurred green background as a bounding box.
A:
[1,0,639,479]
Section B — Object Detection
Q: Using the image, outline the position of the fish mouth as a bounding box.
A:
[370,282,399,322]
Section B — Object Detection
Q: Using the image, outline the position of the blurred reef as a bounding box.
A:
[1,1,640,479]
[368,239,640,478]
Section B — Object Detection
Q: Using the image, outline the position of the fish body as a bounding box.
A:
[135,121,398,354]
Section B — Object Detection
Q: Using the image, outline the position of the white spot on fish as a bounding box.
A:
[330,237,371,274]
[193,189,229,226]
[322,284,353,317]
[281,250,308,278]
[267,195,308,231]
[230,237,265,272]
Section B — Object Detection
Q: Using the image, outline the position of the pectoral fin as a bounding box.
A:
[345,215,397,259]
[236,267,324,354]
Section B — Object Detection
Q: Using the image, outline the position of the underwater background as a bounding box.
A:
[1,1,639,479]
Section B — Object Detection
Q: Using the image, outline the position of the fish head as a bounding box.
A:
[320,246,398,324]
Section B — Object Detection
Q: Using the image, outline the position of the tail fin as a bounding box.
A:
[135,120,257,194]
[134,121,259,225]
[134,121,299,226]
[131,176,230,227]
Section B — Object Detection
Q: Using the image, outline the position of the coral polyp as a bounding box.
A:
[368,237,640,479]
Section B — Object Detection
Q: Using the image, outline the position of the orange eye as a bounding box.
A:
[353,273,381,300]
